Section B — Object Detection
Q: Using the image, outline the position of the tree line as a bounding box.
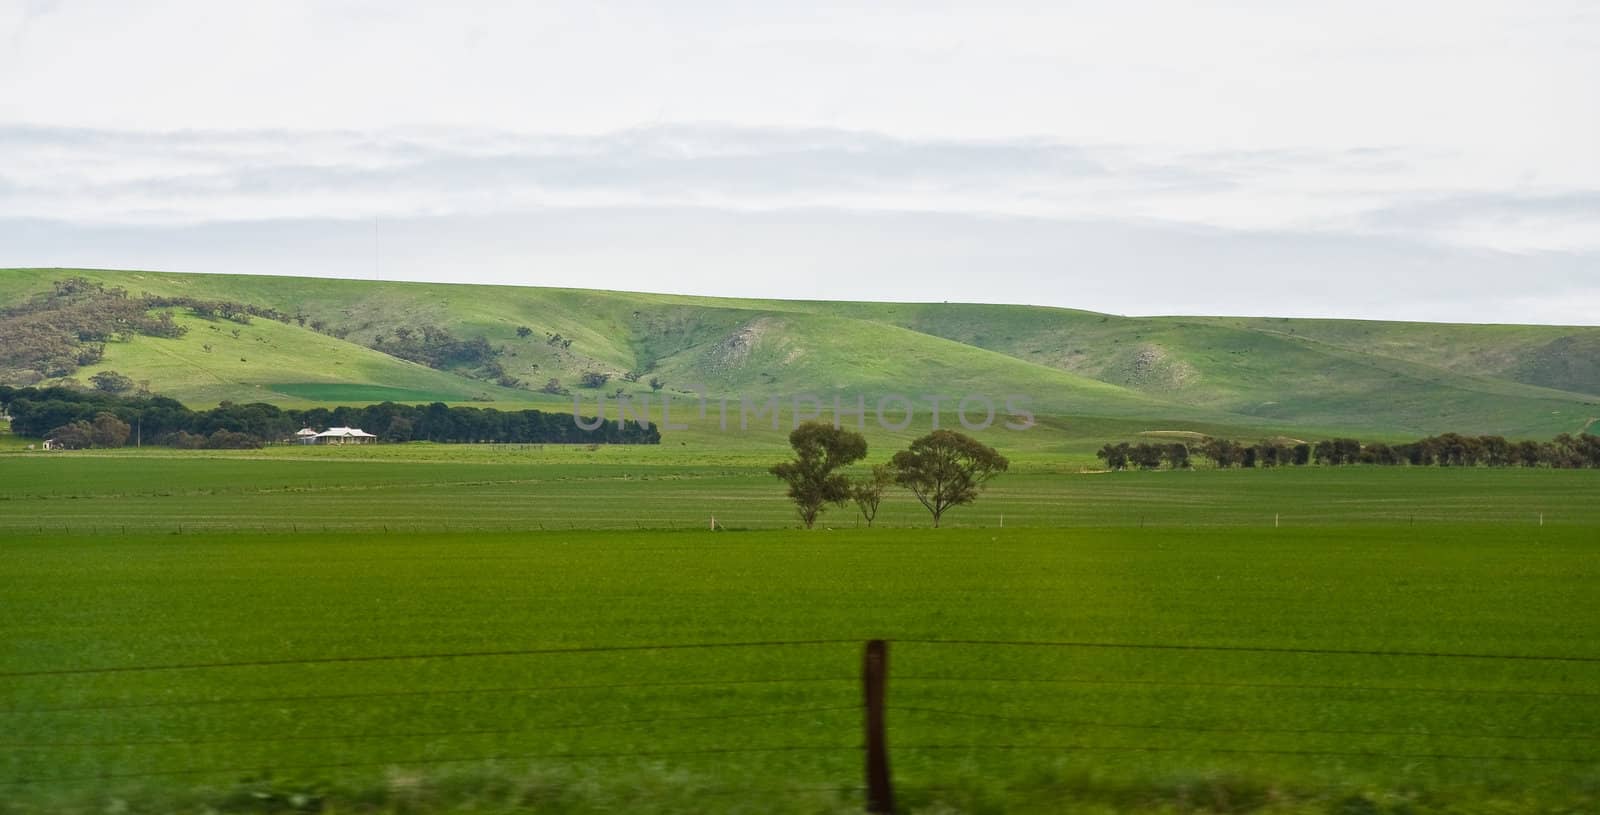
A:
[0,386,659,449]
[771,423,1009,528]
[1097,432,1600,470]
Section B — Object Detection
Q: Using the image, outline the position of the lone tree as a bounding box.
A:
[891,430,1009,527]
[771,421,868,529]
[851,464,895,527]
[89,412,130,448]
[89,370,135,394]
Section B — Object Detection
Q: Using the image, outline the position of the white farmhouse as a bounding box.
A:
[313,427,378,445]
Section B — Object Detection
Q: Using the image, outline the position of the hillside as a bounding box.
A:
[2,268,1597,437]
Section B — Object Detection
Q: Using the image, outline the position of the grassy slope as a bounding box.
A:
[3,268,1598,436]
[797,302,1600,435]
[1202,315,1600,396]
[74,311,536,407]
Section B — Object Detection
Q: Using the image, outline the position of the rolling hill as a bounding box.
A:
[2,267,1597,438]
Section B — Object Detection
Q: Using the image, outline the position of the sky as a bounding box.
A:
[1,0,1597,323]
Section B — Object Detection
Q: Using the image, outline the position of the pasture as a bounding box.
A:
[1,448,1598,813]
[0,447,1597,534]
[2,527,1597,814]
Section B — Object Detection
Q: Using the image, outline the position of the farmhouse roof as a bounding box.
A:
[315,427,377,438]
[295,428,319,437]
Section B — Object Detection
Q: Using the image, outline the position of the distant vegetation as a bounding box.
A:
[0,385,658,449]
[0,278,186,382]
[771,424,1009,528]
[3,276,528,393]
[371,324,508,384]
[1098,433,1600,470]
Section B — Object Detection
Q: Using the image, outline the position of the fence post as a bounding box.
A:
[863,639,895,814]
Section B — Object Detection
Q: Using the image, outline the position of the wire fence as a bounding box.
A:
[0,508,1589,537]
[2,638,1596,809]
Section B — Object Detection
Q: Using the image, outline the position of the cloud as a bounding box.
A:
[1361,191,1600,253]
[2,122,1597,324]
[1,122,1578,251]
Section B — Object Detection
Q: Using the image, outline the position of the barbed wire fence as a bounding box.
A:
[2,639,1596,813]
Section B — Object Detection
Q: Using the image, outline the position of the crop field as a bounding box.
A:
[3,526,1598,814]
[2,451,1599,534]
[1,446,1598,814]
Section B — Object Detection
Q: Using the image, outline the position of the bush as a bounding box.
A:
[90,370,135,394]
[45,420,93,449]
[205,430,262,449]
[90,412,130,447]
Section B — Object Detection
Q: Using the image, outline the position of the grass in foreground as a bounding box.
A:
[3,527,1597,813]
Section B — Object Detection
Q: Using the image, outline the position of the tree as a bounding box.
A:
[516,326,533,338]
[1128,443,1165,470]
[1096,442,1130,471]
[649,377,664,392]
[1313,440,1343,465]
[1200,437,1245,468]
[1362,442,1399,466]
[770,422,869,529]
[384,416,414,443]
[89,412,130,448]
[89,370,134,394]
[851,465,895,527]
[580,371,611,388]
[891,430,1009,528]
[46,420,93,449]
[1164,443,1191,469]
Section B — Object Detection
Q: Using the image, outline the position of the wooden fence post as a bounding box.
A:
[863,639,895,814]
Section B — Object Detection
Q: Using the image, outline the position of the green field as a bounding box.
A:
[3,526,1597,814]
[2,449,1597,534]
[2,447,1598,814]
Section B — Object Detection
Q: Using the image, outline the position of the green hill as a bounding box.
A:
[2,268,1597,438]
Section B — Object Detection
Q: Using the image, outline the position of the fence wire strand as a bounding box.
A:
[893,674,1600,699]
[0,639,863,680]
[892,743,1595,765]
[888,705,1600,744]
[1,676,860,717]
[896,638,1600,663]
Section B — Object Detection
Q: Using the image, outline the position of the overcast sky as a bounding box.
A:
[2,1,1597,323]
